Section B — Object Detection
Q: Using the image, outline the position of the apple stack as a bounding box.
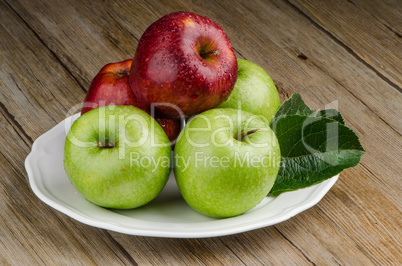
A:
[64,11,281,218]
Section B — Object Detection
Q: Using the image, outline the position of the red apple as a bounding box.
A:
[81,59,181,143]
[129,11,238,118]
[81,59,135,115]
[155,118,181,144]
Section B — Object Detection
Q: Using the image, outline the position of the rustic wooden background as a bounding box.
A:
[1,0,401,264]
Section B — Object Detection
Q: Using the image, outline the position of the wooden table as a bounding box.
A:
[1,0,400,264]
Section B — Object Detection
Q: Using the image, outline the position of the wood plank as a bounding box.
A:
[133,0,400,262]
[203,1,401,263]
[0,1,311,263]
[275,208,377,265]
[350,0,402,37]
[319,169,402,264]
[0,111,137,264]
[0,0,84,139]
[193,0,401,190]
[289,0,402,88]
[100,0,402,263]
[3,0,138,89]
[0,2,136,264]
[109,227,314,265]
[1,0,334,262]
[1,0,400,264]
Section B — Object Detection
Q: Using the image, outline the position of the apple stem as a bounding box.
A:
[116,72,129,78]
[200,49,220,58]
[238,129,260,141]
[98,141,115,148]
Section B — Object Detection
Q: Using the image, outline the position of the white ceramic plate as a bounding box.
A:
[25,114,338,238]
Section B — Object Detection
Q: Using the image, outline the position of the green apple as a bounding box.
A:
[64,105,171,209]
[218,59,280,123]
[174,108,280,218]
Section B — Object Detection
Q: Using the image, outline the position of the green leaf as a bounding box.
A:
[273,93,312,118]
[273,93,345,125]
[311,109,345,125]
[269,94,364,195]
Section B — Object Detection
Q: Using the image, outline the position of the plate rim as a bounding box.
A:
[25,114,339,238]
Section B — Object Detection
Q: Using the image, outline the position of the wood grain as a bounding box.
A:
[289,0,402,88]
[0,0,400,264]
[0,111,137,265]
